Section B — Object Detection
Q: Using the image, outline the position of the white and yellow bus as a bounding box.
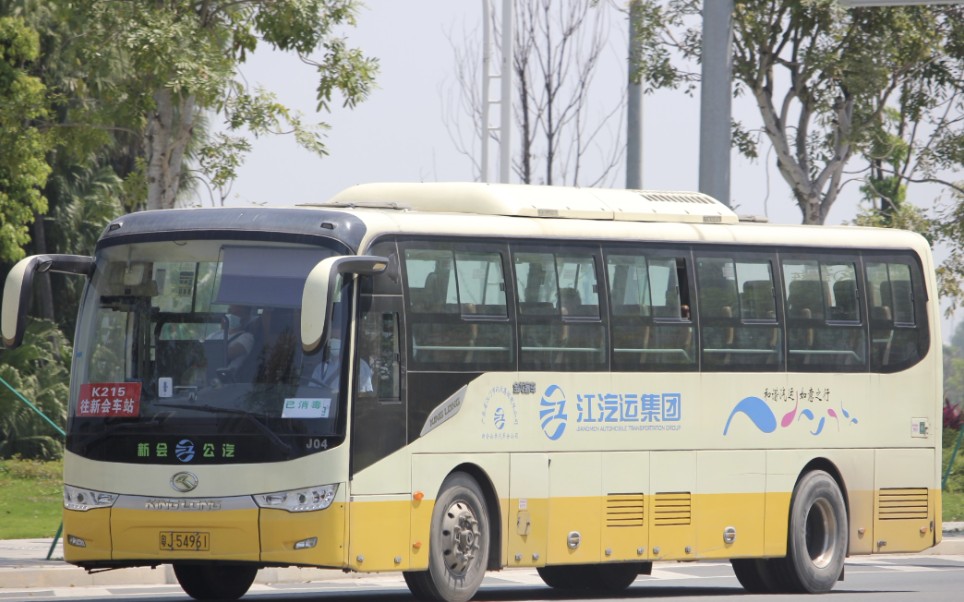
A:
[2,183,942,601]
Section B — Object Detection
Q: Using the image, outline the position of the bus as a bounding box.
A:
[1,182,942,601]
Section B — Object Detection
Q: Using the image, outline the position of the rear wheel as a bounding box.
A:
[537,562,645,592]
[403,472,490,602]
[536,564,594,590]
[593,562,643,591]
[771,470,848,592]
[173,564,258,601]
[730,558,776,593]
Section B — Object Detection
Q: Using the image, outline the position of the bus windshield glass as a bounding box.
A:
[67,239,350,465]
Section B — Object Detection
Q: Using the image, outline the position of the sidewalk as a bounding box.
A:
[1,525,962,590]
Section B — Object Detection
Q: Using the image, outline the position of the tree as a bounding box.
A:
[76,0,378,210]
[446,0,624,186]
[637,1,964,225]
[0,318,71,459]
[0,15,50,263]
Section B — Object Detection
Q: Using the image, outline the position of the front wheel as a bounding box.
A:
[173,564,258,601]
[404,472,490,602]
[773,470,848,593]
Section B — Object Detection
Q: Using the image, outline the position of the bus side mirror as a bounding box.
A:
[2,254,94,348]
[301,255,388,353]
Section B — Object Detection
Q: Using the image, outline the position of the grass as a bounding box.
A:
[0,430,961,539]
[0,458,63,539]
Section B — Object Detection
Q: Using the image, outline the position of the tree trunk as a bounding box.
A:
[145,89,196,210]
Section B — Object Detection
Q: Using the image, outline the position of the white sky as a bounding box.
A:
[218,0,961,343]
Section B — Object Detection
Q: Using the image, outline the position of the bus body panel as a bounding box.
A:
[260,503,347,567]
[507,453,549,567]
[110,507,260,562]
[63,508,111,563]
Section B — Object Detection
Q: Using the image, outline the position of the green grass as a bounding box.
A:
[0,431,961,539]
[0,458,63,539]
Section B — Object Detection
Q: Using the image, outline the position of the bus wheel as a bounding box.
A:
[778,470,848,593]
[536,565,593,590]
[593,562,643,591]
[403,472,490,602]
[730,558,776,593]
[173,564,258,601]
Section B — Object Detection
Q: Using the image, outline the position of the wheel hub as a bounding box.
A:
[440,500,480,575]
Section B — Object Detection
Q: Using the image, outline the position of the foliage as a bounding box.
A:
[0,318,70,460]
[637,1,964,228]
[0,457,61,538]
[73,0,378,209]
[0,15,50,263]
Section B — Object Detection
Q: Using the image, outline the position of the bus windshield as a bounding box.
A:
[66,239,349,465]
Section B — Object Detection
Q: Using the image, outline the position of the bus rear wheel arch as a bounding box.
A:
[173,563,259,601]
[404,471,490,602]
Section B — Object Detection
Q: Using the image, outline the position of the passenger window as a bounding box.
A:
[697,256,780,371]
[403,245,512,371]
[782,258,866,372]
[607,253,695,371]
[514,248,606,371]
[866,260,925,371]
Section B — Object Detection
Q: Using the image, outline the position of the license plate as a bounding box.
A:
[159,531,210,551]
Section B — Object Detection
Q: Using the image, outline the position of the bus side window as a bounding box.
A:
[783,258,866,372]
[697,257,739,369]
[866,260,926,371]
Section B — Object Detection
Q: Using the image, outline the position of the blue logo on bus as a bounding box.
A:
[540,384,568,440]
[175,439,196,463]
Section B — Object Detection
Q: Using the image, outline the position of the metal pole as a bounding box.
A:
[499,0,513,183]
[481,0,491,183]
[698,0,733,206]
[626,0,644,190]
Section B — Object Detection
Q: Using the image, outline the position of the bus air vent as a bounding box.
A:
[877,487,928,520]
[654,492,692,526]
[606,493,645,528]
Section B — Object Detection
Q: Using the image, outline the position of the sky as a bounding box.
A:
[217,1,961,343]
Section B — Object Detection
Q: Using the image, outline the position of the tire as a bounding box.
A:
[537,562,644,592]
[592,562,643,591]
[403,472,490,602]
[173,564,258,601]
[536,564,594,590]
[772,470,848,593]
[730,558,776,593]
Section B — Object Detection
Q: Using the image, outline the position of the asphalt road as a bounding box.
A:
[7,555,964,602]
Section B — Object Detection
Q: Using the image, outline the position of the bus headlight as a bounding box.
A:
[64,485,117,511]
[253,484,338,512]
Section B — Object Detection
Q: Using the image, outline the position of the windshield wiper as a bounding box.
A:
[153,402,293,458]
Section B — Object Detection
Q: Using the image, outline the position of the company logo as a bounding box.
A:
[480,386,519,440]
[493,407,506,430]
[170,471,199,493]
[539,384,568,440]
[175,439,196,463]
[540,385,684,440]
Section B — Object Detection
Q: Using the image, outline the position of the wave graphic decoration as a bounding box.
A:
[724,398,859,436]
[723,396,777,436]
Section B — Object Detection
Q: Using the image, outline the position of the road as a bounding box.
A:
[10,555,964,602]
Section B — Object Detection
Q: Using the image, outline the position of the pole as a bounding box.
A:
[626,0,644,190]
[481,0,491,183]
[499,0,513,183]
[698,0,733,206]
